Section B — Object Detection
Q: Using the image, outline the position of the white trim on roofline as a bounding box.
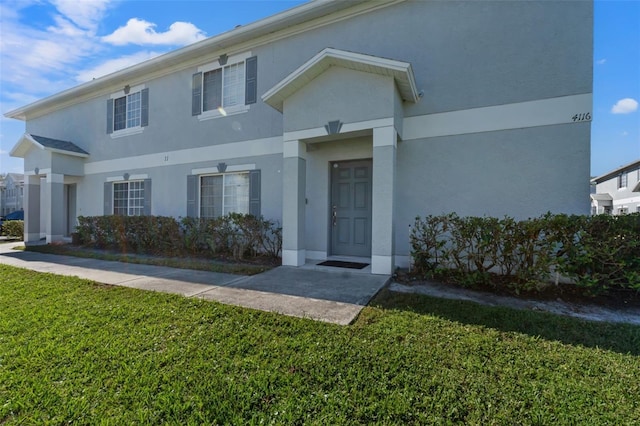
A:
[262,47,419,112]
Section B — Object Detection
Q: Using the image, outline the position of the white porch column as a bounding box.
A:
[45,173,65,243]
[24,175,41,243]
[282,140,307,266]
[371,126,397,275]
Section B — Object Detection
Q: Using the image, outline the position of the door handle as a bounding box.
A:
[332,206,337,226]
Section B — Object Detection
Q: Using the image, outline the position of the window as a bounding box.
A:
[200,173,250,218]
[113,181,145,216]
[618,172,628,189]
[107,86,149,135]
[114,91,141,131]
[187,169,260,218]
[192,54,257,118]
[203,62,245,112]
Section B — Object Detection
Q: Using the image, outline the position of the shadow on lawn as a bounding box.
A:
[372,289,640,356]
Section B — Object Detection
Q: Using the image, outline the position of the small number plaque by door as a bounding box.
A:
[572,113,591,122]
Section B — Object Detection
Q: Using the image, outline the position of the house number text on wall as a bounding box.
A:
[572,113,591,122]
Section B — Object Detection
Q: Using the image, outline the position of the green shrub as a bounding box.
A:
[77,214,282,261]
[410,213,640,294]
[1,220,23,239]
[76,215,182,255]
[549,213,640,293]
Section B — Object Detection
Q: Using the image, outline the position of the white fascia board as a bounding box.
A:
[262,47,418,112]
[9,134,44,158]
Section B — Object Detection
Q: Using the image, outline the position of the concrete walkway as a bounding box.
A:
[0,241,389,325]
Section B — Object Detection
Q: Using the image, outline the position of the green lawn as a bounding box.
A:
[1,265,639,424]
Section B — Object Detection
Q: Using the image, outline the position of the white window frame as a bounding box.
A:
[197,52,251,121]
[618,172,628,189]
[199,171,250,218]
[113,180,145,216]
[110,84,145,138]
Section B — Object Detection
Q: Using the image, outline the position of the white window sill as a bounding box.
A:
[110,126,144,139]
[198,105,249,121]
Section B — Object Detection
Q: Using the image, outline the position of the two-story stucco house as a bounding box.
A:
[0,173,24,216]
[6,0,592,274]
[591,159,640,215]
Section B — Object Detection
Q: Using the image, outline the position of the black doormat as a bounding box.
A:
[317,260,369,269]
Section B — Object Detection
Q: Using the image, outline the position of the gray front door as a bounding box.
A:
[330,159,372,257]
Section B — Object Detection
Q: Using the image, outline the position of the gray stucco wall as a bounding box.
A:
[394,122,591,257]
[25,0,592,164]
[283,68,395,132]
[75,153,283,222]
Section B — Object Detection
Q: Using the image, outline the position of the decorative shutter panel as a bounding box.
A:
[249,169,261,217]
[143,179,152,215]
[192,72,202,116]
[245,56,258,105]
[141,88,149,127]
[104,182,112,215]
[187,175,198,218]
[106,99,114,134]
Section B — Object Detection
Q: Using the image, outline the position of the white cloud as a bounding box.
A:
[596,58,606,65]
[102,18,206,46]
[50,0,111,31]
[611,98,639,114]
[75,51,163,82]
[621,131,629,136]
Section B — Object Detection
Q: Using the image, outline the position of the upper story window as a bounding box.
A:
[107,85,149,137]
[192,52,257,120]
[114,91,141,130]
[618,172,628,189]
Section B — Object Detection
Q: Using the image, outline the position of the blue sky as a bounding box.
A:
[1,0,638,177]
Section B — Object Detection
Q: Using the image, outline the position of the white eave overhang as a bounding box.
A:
[591,159,640,184]
[262,47,420,112]
[4,0,407,121]
[10,133,89,159]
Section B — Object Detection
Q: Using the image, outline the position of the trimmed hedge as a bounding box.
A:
[410,213,640,294]
[76,214,282,261]
[1,220,24,240]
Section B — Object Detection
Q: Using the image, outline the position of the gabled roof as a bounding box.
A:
[590,193,613,201]
[591,159,640,184]
[262,47,420,112]
[4,0,405,121]
[10,134,89,158]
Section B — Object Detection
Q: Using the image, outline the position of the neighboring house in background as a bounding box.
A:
[5,0,592,274]
[591,159,640,215]
[0,173,24,216]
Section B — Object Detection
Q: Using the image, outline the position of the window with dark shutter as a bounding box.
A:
[193,53,257,118]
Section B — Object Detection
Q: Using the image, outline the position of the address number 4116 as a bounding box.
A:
[572,113,591,122]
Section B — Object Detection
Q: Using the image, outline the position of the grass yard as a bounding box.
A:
[1,265,639,424]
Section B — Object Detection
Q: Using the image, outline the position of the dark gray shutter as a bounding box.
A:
[106,99,113,134]
[192,72,202,116]
[249,169,261,217]
[245,56,258,105]
[141,88,149,127]
[104,182,112,215]
[143,179,152,215]
[187,175,198,217]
